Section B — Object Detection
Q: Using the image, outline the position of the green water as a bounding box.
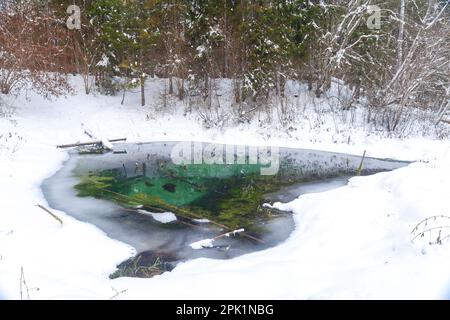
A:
[123,163,263,206]
[75,162,293,233]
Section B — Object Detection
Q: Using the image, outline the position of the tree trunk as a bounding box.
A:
[140,75,145,106]
[121,87,126,105]
[397,0,406,68]
[178,78,184,100]
[223,1,228,77]
[275,71,280,97]
[169,77,173,95]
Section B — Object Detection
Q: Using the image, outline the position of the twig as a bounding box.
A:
[190,228,246,249]
[35,204,63,225]
[411,215,450,233]
[356,150,366,176]
[411,226,450,242]
[56,138,126,149]
[20,267,26,300]
[109,287,128,300]
[19,267,39,300]
[212,228,245,240]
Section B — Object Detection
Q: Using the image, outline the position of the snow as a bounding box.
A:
[190,239,214,250]
[225,229,245,237]
[0,76,449,299]
[190,229,245,249]
[96,54,109,68]
[193,218,210,224]
[137,210,177,224]
[196,45,206,57]
[81,123,114,150]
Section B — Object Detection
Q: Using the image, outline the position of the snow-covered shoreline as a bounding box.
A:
[1,79,449,299]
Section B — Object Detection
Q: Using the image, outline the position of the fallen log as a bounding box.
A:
[57,138,127,149]
[81,123,114,150]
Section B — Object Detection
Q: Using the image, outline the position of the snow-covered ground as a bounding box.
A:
[0,77,449,299]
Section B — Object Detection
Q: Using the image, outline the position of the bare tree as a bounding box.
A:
[371,0,450,131]
[306,0,449,132]
[310,0,379,98]
[0,1,71,96]
[71,31,101,95]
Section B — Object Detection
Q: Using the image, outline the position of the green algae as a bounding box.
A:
[74,162,296,234]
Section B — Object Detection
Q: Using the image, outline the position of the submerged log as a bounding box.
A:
[57,138,127,149]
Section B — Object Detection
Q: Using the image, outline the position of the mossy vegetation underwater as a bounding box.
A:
[75,161,298,235]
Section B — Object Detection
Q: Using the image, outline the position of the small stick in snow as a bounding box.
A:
[109,287,128,300]
[19,267,38,300]
[83,129,95,139]
[356,150,366,176]
[19,267,28,300]
[35,204,63,225]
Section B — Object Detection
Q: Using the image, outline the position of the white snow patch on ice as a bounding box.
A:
[193,218,210,223]
[225,228,245,237]
[190,238,215,250]
[137,210,177,224]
